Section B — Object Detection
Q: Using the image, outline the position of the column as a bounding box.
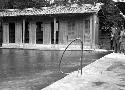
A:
[54,17,57,44]
[22,19,25,43]
[15,22,22,44]
[59,21,63,44]
[43,22,51,44]
[3,23,9,44]
[59,21,67,44]
[29,21,36,44]
[90,16,93,48]
[93,13,98,46]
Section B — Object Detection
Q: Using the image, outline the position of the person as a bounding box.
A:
[110,26,116,50]
[110,31,114,50]
[119,26,125,54]
[113,26,121,53]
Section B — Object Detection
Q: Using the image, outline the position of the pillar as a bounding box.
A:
[59,21,63,44]
[15,22,22,44]
[90,16,93,48]
[54,17,57,44]
[59,21,67,44]
[93,13,98,46]
[3,23,9,44]
[29,21,36,44]
[43,22,51,44]
[22,19,25,43]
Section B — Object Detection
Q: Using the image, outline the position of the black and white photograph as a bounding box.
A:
[0,0,125,90]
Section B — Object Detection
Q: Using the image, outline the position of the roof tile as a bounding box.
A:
[0,3,102,17]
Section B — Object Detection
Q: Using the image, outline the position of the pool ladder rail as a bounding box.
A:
[59,38,84,75]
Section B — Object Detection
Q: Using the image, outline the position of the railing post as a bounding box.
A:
[80,39,83,75]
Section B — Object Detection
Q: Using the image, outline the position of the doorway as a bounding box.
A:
[36,22,43,44]
[25,22,29,43]
[9,22,15,43]
[51,22,54,44]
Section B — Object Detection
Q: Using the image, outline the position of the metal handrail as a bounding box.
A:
[59,38,83,75]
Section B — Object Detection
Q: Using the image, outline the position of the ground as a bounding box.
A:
[43,53,125,90]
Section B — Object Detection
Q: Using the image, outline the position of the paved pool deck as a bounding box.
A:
[42,53,125,90]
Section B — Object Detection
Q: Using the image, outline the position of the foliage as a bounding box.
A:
[0,0,51,9]
[116,2,125,14]
[52,0,99,6]
[0,0,109,8]
[98,0,124,32]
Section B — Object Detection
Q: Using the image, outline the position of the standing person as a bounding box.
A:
[119,26,125,54]
[110,25,116,50]
[110,29,114,50]
[113,26,121,53]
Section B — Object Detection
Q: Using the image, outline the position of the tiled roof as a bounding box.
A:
[0,3,102,17]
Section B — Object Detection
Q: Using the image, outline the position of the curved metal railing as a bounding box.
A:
[59,38,84,75]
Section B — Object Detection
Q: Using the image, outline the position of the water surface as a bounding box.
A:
[0,49,111,90]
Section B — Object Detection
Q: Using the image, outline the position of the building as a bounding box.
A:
[0,3,102,50]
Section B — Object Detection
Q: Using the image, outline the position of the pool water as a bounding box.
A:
[0,49,111,90]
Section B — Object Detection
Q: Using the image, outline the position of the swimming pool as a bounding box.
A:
[0,49,111,90]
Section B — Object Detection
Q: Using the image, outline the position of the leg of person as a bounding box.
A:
[123,44,125,54]
[119,42,121,53]
[117,41,120,53]
[114,42,117,53]
[120,42,124,53]
[116,40,120,53]
[110,40,113,50]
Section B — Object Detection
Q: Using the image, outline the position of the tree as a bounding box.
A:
[97,0,124,32]
[1,0,51,9]
[116,2,125,14]
[0,0,9,9]
[52,0,98,6]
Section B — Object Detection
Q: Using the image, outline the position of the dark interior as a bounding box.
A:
[9,22,15,43]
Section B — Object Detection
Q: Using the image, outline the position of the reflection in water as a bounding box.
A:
[0,49,110,81]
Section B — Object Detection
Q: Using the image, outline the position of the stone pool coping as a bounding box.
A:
[42,53,125,90]
[1,44,100,50]
[0,46,111,52]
